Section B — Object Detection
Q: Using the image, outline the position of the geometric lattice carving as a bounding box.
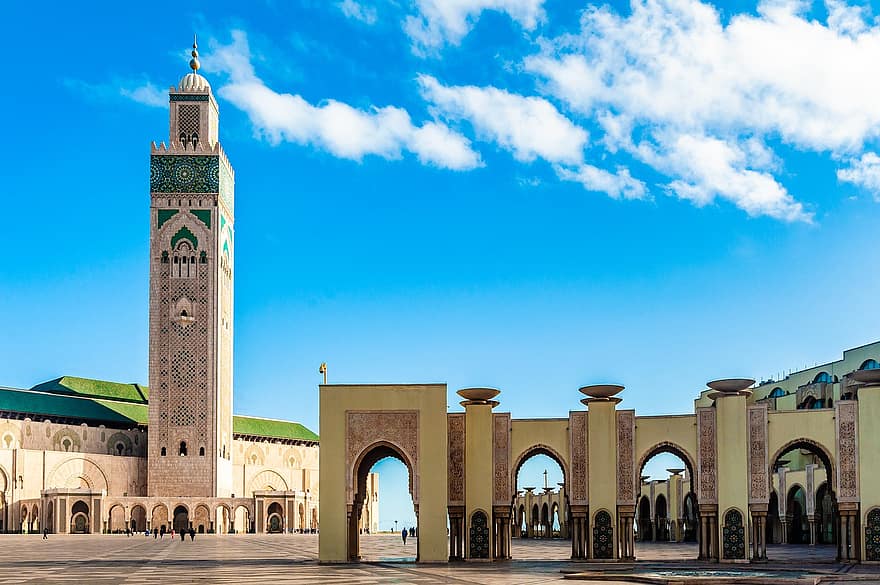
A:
[346,411,419,504]
[493,413,510,505]
[617,410,635,505]
[570,411,587,505]
[177,105,200,140]
[722,509,746,559]
[835,401,859,502]
[447,414,464,504]
[469,511,490,559]
[697,407,717,504]
[592,510,614,559]
[748,405,768,503]
[866,508,880,561]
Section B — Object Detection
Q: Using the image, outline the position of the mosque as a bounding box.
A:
[2,41,879,570]
[0,42,379,536]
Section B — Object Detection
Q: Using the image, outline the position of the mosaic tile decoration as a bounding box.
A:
[866,507,880,561]
[151,155,219,194]
[592,510,613,559]
[468,511,490,559]
[722,509,746,559]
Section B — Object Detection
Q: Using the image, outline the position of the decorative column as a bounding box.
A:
[568,410,588,560]
[697,406,719,561]
[709,378,754,564]
[747,403,769,562]
[459,387,501,561]
[582,383,626,560]
[851,368,877,563]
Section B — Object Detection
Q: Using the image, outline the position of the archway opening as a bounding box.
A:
[151,504,168,534]
[351,444,415,563]
[768,439,837,562]
[266,502,284,533]
[173,505,189,533]
[130,505,146,533]
[194,505,210,534]
[510,448,568,559]
[108,504,126,533]
[214,505,231,534]
[636,446,698,561]
[70,500,89,534]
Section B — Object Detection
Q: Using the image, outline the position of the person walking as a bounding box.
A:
[170,528,175,540]
[180,529,185,542]
[401,527,408,545]
[153,528,158,539]
[189,527,195,541]
[42,528,48,540]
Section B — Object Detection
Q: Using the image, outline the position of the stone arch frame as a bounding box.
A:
[550,501,560,535]
[108,503,126,532]
[0,464,9,493]
[349,440,417,560]
[266,502,284,533]
[130,504,147,532]
[151,503,169,530]
[47,457,109,491]
[511,444,570,494]
[70,500,90,534]
[769,438,836,497]
[193,503,211,533]
[635,441,698,499]
[247,469,288,493]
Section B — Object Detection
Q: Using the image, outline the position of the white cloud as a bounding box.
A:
[338,0,378,25]
[64,78,165,108]
[209,32,481,171]
[120,82,166,107]
[405,0,545,55]
[418,74,587,164]
[837,152,880,200]
[555,164,648,200]
[523,0,880,220]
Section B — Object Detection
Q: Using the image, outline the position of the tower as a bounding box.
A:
[148,39,234,497]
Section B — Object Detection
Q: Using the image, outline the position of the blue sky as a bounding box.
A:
[2,0,880,530]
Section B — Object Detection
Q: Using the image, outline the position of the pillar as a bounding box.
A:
[714,390,751,562]
[462,392,497,560]
[570,506,587,560]
[750,506,767,562]
[585,396,621,560]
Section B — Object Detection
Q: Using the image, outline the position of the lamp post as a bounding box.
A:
[319,362,327,384]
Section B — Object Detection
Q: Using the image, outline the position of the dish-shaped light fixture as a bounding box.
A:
[852,369,880,385]
[707,378,755,393]
[578,384,625,399]
[666,468,685,475]
[456,387,500,402]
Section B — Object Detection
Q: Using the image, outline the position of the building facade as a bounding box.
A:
[0,42,381,536]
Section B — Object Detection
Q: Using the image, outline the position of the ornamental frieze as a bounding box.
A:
[346,410,419,504]
[569,411,588,504]
[697,407,717,504]
[616,410,635,504]
[493,413,511,505]
[747,404,768,503]
[447,414,465,505]
[150,155,220,194]
[835,401,859,502]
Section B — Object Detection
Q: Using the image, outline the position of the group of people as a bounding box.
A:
[401,526,416,544]
[143,526,197,541]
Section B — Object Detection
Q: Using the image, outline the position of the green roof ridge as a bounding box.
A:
[30,376,148,404]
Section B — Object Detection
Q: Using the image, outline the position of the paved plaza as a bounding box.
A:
[0,534,876,584]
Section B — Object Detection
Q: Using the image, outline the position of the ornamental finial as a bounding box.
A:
[189,35,200,72]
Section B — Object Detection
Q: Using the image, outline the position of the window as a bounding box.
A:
[199,251,207,264]
[813,372,832,384]
[768,387,785,398]
[860,359,880,371]
[116,443,124,456]
[179,441,188,456]
[160,447,167,456]
[199,447,205,456]
[161,251,169,264]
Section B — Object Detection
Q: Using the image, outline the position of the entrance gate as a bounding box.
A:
[319,379,875,564]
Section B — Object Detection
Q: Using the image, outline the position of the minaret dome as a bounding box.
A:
[178,36,210,92]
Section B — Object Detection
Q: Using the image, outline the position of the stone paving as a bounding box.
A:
[0,534,875,584]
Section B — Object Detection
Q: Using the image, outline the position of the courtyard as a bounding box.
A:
[0,534,875,584]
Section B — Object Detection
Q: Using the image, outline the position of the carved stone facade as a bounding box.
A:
[697,407,717,505]
[447,414,465,505]
[346,411,419,503]
[748,405,769,503]
[493,413,510,505]
[616,410,635,505]
[569,412,587,505]
[836,401,859,502]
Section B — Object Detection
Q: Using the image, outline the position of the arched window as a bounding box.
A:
[179,441,187,456]
[813,372,832,384]
[860,359,880,371]
[199,251,207,264]
[161,251,169,264]
[172,241,196,279]
[199,447,205,456]
[160,447,166,456]
[811,399,824,409]
[769,387,785,398]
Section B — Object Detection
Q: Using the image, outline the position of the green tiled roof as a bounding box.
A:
[0,387,147,426]
[233,415,319,442]
[31,376,149,403]
[0,377,317,442]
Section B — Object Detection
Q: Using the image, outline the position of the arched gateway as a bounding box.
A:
[319,378,875,564]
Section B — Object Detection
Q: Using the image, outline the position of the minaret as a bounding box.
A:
[148,38,235,497]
